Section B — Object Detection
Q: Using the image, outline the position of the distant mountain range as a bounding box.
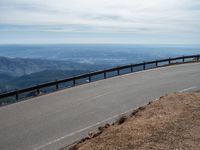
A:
[0,56,105,77]
[1,44,200,94]
[0,70,90,92]
[0,56,101,93]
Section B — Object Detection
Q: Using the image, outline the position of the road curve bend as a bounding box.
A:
[0,62,200,150]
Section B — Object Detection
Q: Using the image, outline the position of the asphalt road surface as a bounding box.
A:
[0,62,200,150]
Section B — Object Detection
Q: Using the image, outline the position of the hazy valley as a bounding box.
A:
[0,44,200,93]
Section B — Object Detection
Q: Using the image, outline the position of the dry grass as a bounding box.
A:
[63,92,200,150]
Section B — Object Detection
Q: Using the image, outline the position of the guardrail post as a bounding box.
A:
[197,55,200,61]
[182,56,185,63]
[16,90,19,100]
[36,88,40,95]
[155,61,158,67]
[131,65,133,72]
[56,83,59,90]
[73,79,76,86]
[117,69,120,75]
[143,62,146,70]
[169,57,171,64]
[104,72,107,79]
[88,74,91,82]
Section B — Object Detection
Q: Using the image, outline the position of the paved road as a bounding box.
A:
[0,62,200,150]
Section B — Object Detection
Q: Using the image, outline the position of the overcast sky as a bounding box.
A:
[0,0,200,44]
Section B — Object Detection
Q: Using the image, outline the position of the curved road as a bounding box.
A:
[0,62,200,150]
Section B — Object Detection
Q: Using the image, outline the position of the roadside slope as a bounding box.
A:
[66,92,200,150]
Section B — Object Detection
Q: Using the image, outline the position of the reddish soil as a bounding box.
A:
[63,92,200,150]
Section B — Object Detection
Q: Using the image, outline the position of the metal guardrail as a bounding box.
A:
[0,54,200,105]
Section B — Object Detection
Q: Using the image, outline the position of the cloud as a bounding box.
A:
[0,0,199,43]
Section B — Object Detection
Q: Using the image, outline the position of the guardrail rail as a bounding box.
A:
[0,54,199,106]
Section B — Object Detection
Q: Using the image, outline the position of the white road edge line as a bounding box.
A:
[34,86,199,150]
[34,100,157,150]
[32,63,199,150]
[179,86,197,93]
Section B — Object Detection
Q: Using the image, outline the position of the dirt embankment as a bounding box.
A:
[63,92,200,150]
